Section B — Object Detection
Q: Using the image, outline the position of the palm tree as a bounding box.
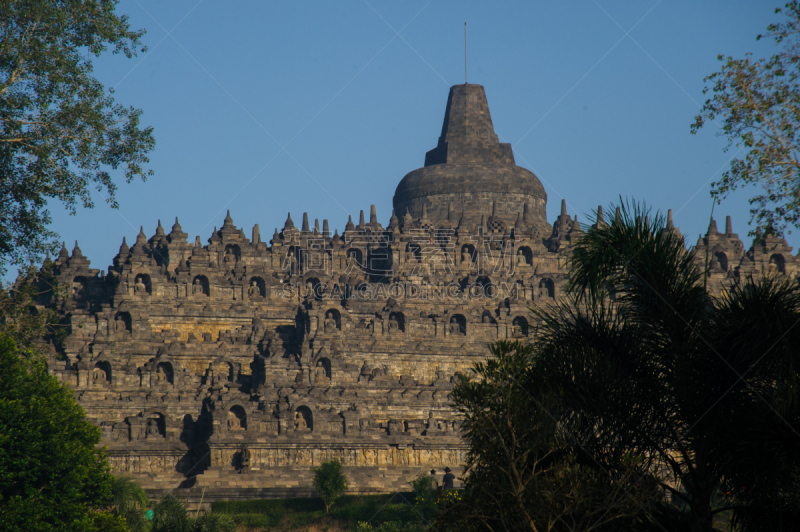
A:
[110,475,149,532]
[531,200,800,531]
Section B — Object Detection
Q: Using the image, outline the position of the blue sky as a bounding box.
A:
[42,0,800,276]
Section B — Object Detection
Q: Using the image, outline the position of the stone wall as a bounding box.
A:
[40,205,798,503]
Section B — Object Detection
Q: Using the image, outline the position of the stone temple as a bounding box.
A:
[39,83,798,503]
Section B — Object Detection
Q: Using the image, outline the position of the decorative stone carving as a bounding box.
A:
[39,80,793,504]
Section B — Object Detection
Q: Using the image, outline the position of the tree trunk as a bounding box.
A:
[689,485,715,532]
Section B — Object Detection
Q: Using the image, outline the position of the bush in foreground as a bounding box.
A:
[313,460,349,513]
[0,334,119,532]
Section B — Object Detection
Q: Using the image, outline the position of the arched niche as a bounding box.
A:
[191,275,209,296]
[347,248,364,269]
[538,278,555,299]
[134,273,151,295]
[512,316,530,337]
[476,275,494,297]
[223,244,241,265]
[324,308,341,332]
[227,405,247,431]
[294,405,313,432]
[92,361,112,385]
[449,314,466,335]
[72,276,88,298]
[516,246,533,265]
[247,276,266,298]
[113,311,131,332]
[406,242,422,262]
[304,277,322,301]
[460,244,476,264]
[716,252,728,271]
[156,361,174,384]
[388,311,405,333]
[512,279,525,300]
[313,358,331,385]
[284,246,302,274]
[316,358,331,378]
[145,413,166,439]
[769,254,786,274]
[481,309,495,324]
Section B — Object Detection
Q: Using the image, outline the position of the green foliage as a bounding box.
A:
[440,340,661,532]
[692,2,800,236]
[152,493,192,532]
[409,473,437,523]
[0,0,155,274]
[87,510,129,532]
[148,494,242,532]
[312,459,349,512]
[110,475,149,532]
[443,200,800,531]
[212,493,420,530]
[541,201,800,530]
[355,521,428,532]
[0,259,63,351]
[192,512,236,532]
[0,333,117,532]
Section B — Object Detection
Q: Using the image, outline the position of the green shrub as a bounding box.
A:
[408,474,437,522]
[193,512,236,532]
[152,494,191,532]
[312,460,349,512]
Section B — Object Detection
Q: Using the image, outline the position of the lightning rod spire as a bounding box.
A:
[464,22,468,84]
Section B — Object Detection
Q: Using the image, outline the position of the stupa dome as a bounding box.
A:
[393,84,550,234]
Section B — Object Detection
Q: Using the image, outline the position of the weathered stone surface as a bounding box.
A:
[42,84,799,503]
[394,84,550,235]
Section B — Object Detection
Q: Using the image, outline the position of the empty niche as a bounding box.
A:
[476,275,494,297]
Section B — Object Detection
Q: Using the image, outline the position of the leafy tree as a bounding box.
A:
[538,201,800,530]
[692,2,800,237]
[437,341,661,532]
[0,258,63,350]
[0,333,120,532]
[444,202,800,531]
[0,0,155,275]
[312,460,349,513]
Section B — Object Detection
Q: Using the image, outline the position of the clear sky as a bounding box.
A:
[40,0,800,278]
